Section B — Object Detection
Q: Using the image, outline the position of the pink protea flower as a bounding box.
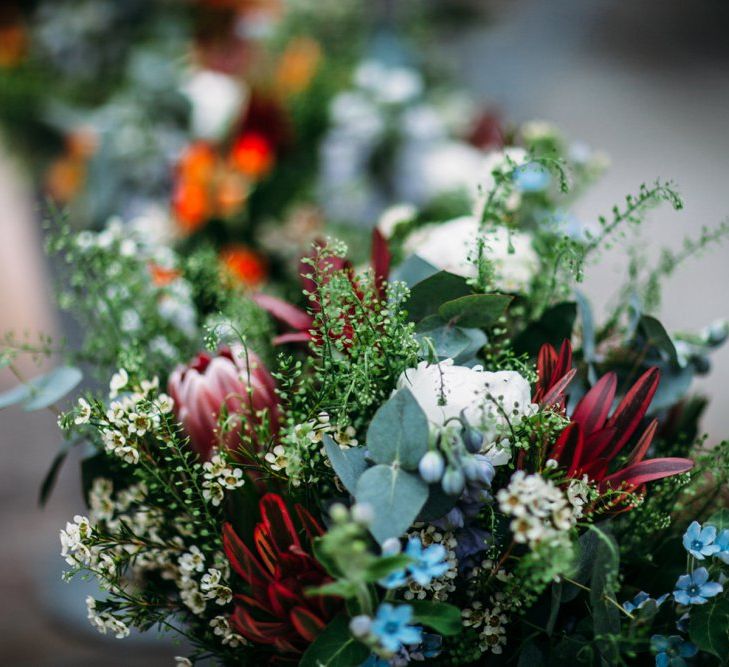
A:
[168,346,279,460]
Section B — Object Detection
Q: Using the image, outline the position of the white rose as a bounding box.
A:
[402,215,539,293]
[377,203,417,239]
[397,360,537,461]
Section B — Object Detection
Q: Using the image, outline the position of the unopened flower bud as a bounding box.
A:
[441,467,465,496]
[351,503,374,526]
[349,614,372,638]
[462,427,483,454]
[329,503,349,523]
[418,450,445,483]
[381,537,402,556]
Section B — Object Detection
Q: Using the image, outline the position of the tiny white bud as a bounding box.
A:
[349,615,372,638]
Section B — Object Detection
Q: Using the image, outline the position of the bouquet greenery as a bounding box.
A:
[4,135,729,666]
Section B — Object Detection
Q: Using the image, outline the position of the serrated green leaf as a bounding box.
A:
[689,597,729,658]
[322,435,368,495]
[409,600,462,636]
[355,465,428,544]
[299,615,370,667]
[438,293,512,328]
[366,389,428,470]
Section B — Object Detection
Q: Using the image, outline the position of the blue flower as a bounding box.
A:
[370,603,422,653]
[404,538,449,586]
[682,521,721,559]
[513,162,550,193]
[673,568,723,605]
[622,591,669,614]
[651,634,698,667]
[715,528,729,564]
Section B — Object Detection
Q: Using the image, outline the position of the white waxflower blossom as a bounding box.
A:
[402,215,539,293]
[397,360,536,458]
[179,546,206,574]
[109,369,129,398]
[175,658,193,667]
[219,468,245,490]
[156,393,174,414]
[180,584,207,615]
[203,455,227,480]
[75,398,92,425]
[116,446,140,465]
[265,445,288,472]
[60,515,93,566]
[202,480,225,507]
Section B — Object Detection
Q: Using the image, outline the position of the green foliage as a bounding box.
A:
[300,615,370,667]
[409,600,462,636]
[689,597,729,658]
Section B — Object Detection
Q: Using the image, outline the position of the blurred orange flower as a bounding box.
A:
[275,37,321,97]
[220,244,268,288]
[230,131,274,180]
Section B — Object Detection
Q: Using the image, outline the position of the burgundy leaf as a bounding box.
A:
[601,457,693,491]
[571,372,617,435]
[603,367,661,461]
[371,228,391,296]
[539,368,577,409]
[625,419,659,466]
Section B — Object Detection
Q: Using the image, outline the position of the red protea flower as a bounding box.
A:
[168,345,279,460]
[251,229,391,346]
[222,494,340,660]
[536,340,693,495]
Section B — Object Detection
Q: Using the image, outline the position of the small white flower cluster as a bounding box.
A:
[86,596,130,639]
[497,472,587,549]
[60,515,93,567]
[404,526,459,602]
[177,548,232,616]
[202,454,245,506]
[99,372,174,465]
[210,615,247,648]
[462,599,509,655]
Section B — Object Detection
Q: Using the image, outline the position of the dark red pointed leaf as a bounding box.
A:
[539,368,577,408]
[625,419,658,466]
[572,372,617,435]
[555,339,573,381]
[259,493,301,554]
[371,228,391,296]
[223,522,271,590]
[604,367,661,460]
[289,606,326,642]
[549,422,583,469]
[536,343,558,397]
[579,428,616,468]
[601,457,693,491]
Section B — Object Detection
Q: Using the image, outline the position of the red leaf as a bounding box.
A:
[581,428,617,468]
[267,580,301,618]
[259,493,302,555]
[371,228,391,297]
[601,457,693,491]
[625,419,658,466]
[273,331,313,346]
[571,372,617,435]
[554,339,573,382]
[603,367,661,460]
[223,523,271,592]
[540,367,577,409]
[535,343,558,398]
[295,504,324,543]
[549,422,583,470]
[289,606,326,643]
[251,293,314,331]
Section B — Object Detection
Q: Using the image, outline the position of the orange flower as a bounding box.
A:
[148,264,182,287]
[275,37,321,96]
[215,169,249,218]
[220,245,268,288]
[172,142,217,233]
[230,132,274,180]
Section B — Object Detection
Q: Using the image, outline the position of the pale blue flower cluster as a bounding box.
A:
[682,521,729,563]
[378,538,449,590]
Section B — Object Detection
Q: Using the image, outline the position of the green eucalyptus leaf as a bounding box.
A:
[322,435,368,495]
[414,317,487,364]
[438,293,512,328]
[513,302,577,357]
[299,615,369,667]
[391,255,439,286]
[689,597,729,658]
[409,600,462,636]
[0,383,32,409]
[639,315,679,366]
[417,484,458,522]
[366,389,428,470]
[405,271,470,322]
[39,438,81,506]
[355,465,428,544]
[21,366,83,411]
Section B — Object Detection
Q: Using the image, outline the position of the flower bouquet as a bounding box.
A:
[5,138,729,666]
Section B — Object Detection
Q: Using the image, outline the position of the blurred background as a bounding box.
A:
[1,0,728,663]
